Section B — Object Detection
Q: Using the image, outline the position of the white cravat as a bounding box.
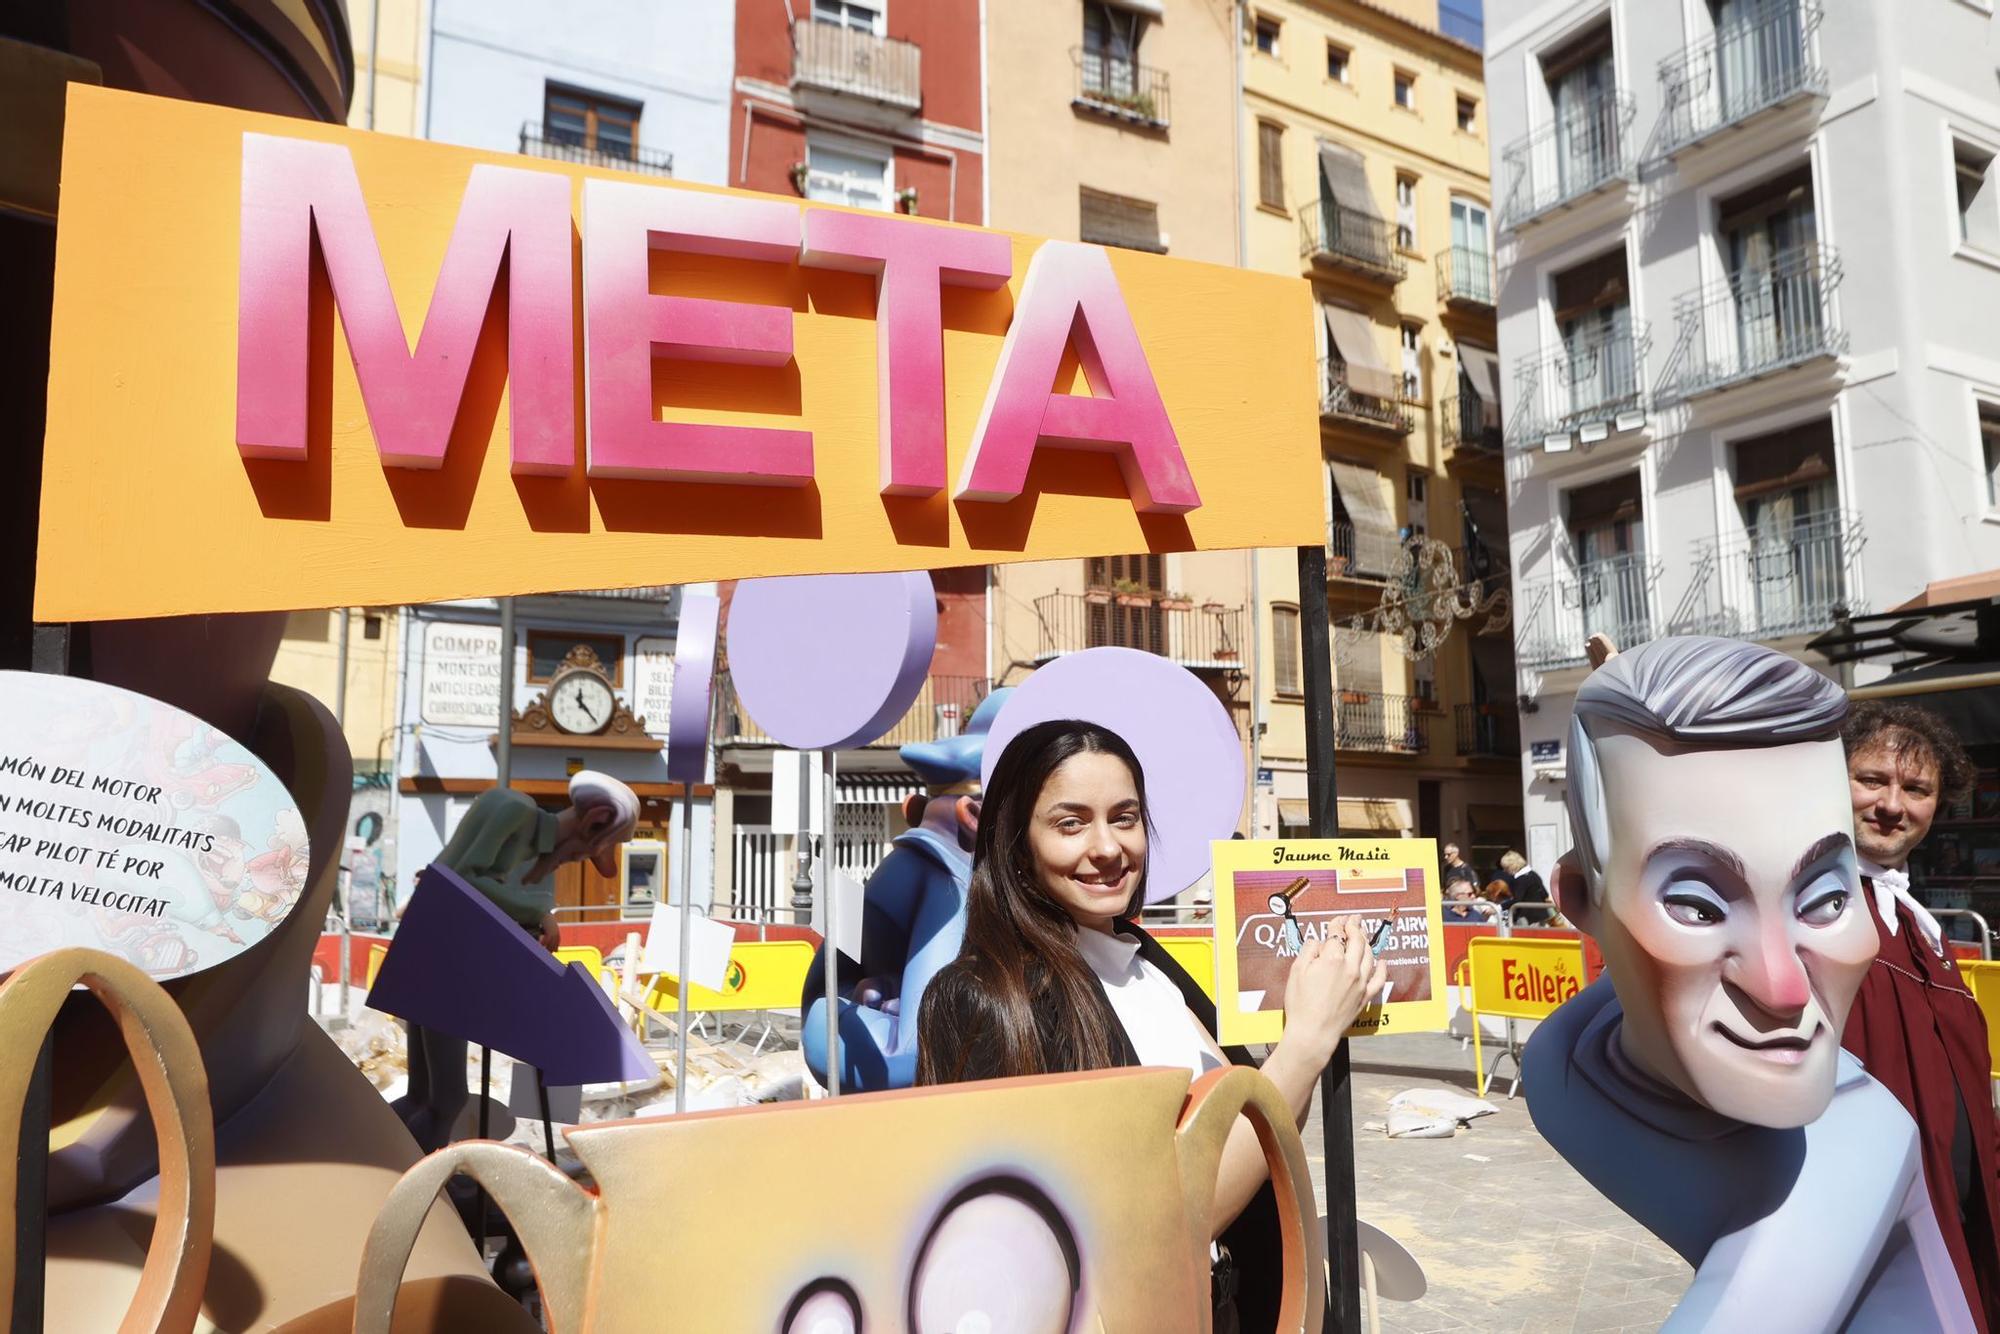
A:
[1072,927,1223,1078]
[1859,858,1946,958]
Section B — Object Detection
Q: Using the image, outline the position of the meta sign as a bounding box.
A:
[37,87,1324,620]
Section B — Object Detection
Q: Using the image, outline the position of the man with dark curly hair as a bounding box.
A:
[1841,700,2000,1328]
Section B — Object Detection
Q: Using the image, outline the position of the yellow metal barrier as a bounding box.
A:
[641,939,817,1014]
[1460,936,1586,1097]
[554,944,611,994]
[1959,960,2000,1080]
[1158,935,1216,1001]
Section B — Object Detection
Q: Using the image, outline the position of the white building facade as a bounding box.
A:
[1485,0,2000,876]
[423,0,735,184]
[393,590,715,924]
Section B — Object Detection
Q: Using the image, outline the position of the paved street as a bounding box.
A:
[1305,1033,1690,1333]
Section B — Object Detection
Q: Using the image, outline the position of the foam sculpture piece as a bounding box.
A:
[982,646,1247,902]
[33,616,529,1332]
[1522,637,1975,1330]
[353,1066,1324,1333]
[726,570,938,751]
[801,687,1012,1092]
[366,864,655,1086]
[0,949,214,1334]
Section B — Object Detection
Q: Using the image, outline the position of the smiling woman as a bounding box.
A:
[915,718,1385,1332]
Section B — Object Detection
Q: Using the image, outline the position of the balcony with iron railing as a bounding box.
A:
[1320,358,1414,436]
[792,20,922,112]
[1657,0,1825,158]
[1456,539,1509,601]
[1661,245,1844,402]
[1507,322,1650,447]
[1442,394,1503,459]
[1436,246,1496,310]
[1071,47,1170,128]
[1515,552,1662,668]
[1455,702,1521,759]
[1033,592,1245,669]
[1329,520,1394,583]
[1500,89,1637,231]
[1335,691,1430,755]
[1298,200,1407,283]
[520,123,674,177]
[1671,510,1862,641]
[716,670,988,749]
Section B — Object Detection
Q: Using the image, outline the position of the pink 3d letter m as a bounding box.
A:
[953,241,1198,515]
[235,134,575,474]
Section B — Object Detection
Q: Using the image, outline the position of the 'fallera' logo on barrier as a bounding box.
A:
[1501,956,1580,1006]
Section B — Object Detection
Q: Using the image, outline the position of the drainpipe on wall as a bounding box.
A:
[1233,0,1266,835]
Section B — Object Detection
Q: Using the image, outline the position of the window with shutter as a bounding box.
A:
[1080,188,1166,254]
[1273,605,1301,696]
[1258,122,1284,209]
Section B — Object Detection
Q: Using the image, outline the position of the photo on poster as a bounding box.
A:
[1209,838,1446,1046]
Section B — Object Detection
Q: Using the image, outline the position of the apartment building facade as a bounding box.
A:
[1487,0,2000,880]
[716,1,992,916]
[1244,0,1522,860]
[731,0,985,221]
[424,0,734,183]
[985,0,1261,836]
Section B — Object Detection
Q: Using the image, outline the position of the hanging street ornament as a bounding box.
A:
[1340,535,1512,664]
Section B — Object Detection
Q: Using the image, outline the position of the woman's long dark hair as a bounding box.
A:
[916,719,1149,1084]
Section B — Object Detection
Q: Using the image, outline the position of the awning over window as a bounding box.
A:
[1317,140,1383,222]
[1732,417,1835,500]
[1322,303,1402,402]
[1565,471,1642,530]
[1551,246,1629,325]
[836,771,922,805]
[1327,460,1400,574]
[1457,343,1504,425]
[1334,626,1388,694]
[1277,798,1414,834]
[1080,187,1165,254]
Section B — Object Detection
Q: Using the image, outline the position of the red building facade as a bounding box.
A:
[729,0,986,225]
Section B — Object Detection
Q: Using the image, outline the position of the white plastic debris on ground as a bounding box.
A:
[1383,1087,1500,1140]
[315,988,814,1168]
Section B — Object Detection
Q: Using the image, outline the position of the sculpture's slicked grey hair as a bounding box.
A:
[1565,637,1848,900]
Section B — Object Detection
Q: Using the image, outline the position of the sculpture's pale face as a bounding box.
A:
[1583,728,1877,1128]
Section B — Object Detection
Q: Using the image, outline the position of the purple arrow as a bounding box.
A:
[368,864,656,1086]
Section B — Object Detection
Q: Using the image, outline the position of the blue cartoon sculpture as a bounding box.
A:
[801,688,1011,1091]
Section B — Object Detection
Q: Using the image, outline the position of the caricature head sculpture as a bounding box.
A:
[1561,637,1874,1129]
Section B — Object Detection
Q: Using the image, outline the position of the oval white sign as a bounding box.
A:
[0,671,309,980]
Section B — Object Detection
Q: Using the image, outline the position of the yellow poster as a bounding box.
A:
[1210,838,1446,1045]
[1464,936,1586,1022]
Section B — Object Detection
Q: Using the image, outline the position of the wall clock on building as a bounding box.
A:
[507,644,661,751]
[548,665,616,735]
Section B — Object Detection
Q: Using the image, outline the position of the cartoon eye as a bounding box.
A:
[909,1181,1078,1334]
[1796,881,1850,927]
[783,1282,861,1334]
[1662,885,1726,927]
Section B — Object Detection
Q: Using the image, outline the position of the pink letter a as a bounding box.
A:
[953,241,1198,514]
[236,133,574,474]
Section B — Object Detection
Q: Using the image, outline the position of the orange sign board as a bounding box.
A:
[37,86,1325,621]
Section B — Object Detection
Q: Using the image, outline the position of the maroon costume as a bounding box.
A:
[1841,881,2000,1328]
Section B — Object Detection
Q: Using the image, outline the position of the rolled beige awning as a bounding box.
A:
[1321,303,1402,402]
[1327,459,1400,574]
[1278,798,1414,833]
[1316,140,1383,222]
[1458,342,1504,426]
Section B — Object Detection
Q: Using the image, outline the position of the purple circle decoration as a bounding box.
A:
[666,592,721,785]
[728,572,938,750]
[981,648,1245,902]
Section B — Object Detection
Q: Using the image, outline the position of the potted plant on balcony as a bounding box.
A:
[1112,578,1152,609]
[1160,590,1193,613]
[1200,598,1225,614]
[1084,586,1113,607]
